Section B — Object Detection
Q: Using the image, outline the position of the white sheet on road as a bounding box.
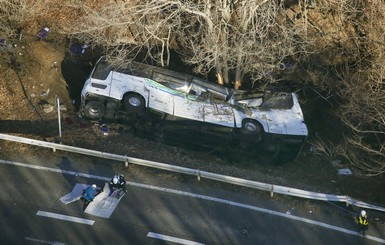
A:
[60,183,89,204]
[60,182,125,219]
[84,182,125,219]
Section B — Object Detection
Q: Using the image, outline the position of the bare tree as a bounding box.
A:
[296,0,385,176]
[56,0,182,67]
[333,1,385,176]
[160,0,307,89]
[56,0,310,89]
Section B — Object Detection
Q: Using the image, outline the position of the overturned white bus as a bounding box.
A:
[80,57,308,161]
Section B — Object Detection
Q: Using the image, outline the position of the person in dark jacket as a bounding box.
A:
[70,42,88,55]
[37,27,49,40]
[108,174,126,196]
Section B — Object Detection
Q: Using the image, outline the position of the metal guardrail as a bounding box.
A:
[0,133,384,212]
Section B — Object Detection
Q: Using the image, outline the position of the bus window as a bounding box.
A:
[92,61,112,80]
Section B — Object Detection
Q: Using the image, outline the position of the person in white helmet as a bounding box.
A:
[356,210,369,236]
[108,174,127,196]
[81,184,99,204]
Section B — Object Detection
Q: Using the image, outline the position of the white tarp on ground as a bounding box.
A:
[60,183,89,204]
[84,182,125,218]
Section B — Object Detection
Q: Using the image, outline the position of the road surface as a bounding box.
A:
[0,156,384,244]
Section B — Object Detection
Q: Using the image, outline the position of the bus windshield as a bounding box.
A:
[91,61,112,80]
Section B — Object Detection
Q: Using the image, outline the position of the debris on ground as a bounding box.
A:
[338,168,352,175]
[37,27,50,40]
[100,124,109,136]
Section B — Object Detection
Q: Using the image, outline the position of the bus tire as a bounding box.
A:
[123,93,145,112]
[84,101,105,119]
[240,119,263,142]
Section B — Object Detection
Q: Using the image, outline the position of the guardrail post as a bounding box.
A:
[345,197,350,207]
[56,95,62,144]
[196,170,201,181]
[124,155,129,167]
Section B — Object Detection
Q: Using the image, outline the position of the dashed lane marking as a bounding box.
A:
[25,236,66,244]
[147,232,205,245]
[36,211,95,225]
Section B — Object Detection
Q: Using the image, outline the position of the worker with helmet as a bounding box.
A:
[356,210,369,236]
[108,174,127,196]
[81,184,99,205]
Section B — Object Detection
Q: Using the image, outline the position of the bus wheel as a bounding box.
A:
[84,101,105,119]
[240,119,263,142]
[123,93,145,112]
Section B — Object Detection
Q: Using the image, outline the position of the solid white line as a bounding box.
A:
[147,232,204,245]
[36,211,95,225]
[0,159,109,181]
[133,182,385,244]
[1,159,385,243]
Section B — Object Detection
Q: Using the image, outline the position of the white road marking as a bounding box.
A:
[25,236,66,244]
[36,211,95,225]
[0,159,109,181]
[147,232,204,245]
[132,182,385,244]
[1,159,385,243]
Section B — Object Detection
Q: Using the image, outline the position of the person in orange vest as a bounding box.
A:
[356,210,369,237]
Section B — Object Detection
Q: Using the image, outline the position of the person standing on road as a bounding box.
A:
[108,174,127,196]
[356,210,369,236]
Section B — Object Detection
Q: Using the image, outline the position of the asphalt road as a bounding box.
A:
[0,156,384,245]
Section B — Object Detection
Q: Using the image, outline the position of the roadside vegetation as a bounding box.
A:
[0,0,384,176]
